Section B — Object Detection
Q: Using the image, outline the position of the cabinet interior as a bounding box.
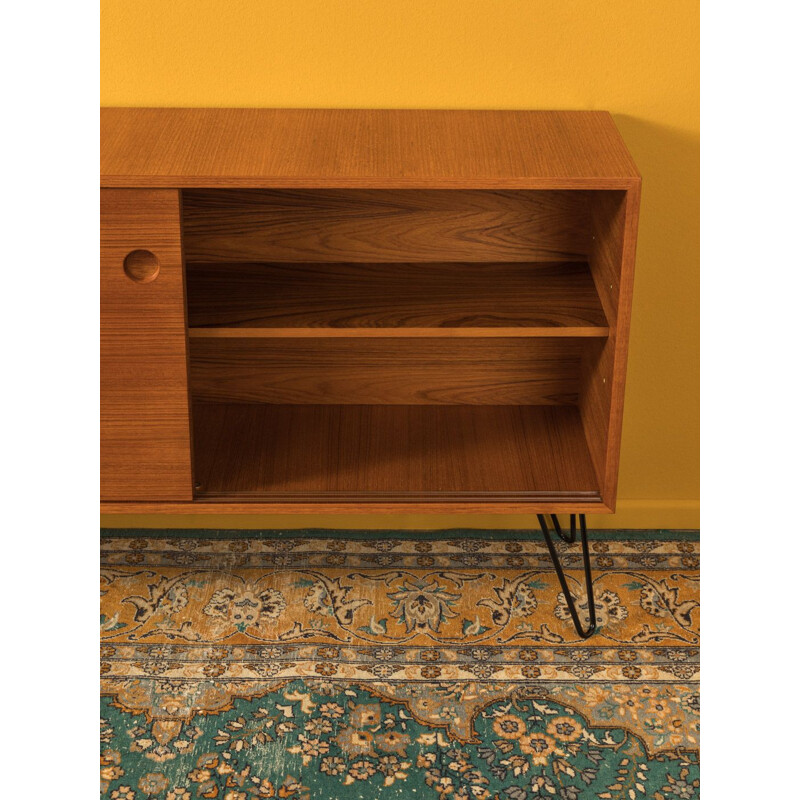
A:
[181,188,625,504]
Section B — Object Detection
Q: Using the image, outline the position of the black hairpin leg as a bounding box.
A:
[537,513,597,639]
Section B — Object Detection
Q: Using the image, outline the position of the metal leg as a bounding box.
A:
[537,513,597,639]
[548,513,577,544]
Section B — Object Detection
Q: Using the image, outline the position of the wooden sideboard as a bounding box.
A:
[100,109,640,515]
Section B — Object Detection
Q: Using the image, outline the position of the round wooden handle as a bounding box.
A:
[123,249,160,283]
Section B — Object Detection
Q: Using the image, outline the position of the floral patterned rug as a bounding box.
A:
[100,529,699,799]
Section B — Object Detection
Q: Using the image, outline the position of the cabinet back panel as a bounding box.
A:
[190,338,584,405]
[182,189,590,263]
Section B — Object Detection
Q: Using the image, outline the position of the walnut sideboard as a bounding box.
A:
[100,108,640,516]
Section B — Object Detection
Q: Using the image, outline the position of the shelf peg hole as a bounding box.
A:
[124,249,160,283]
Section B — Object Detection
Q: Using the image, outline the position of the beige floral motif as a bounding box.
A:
[128,720,202,762]
[248,660,288,678]
[465,663,503,680]
[376,754,411,786]
[546,715,583,742]
[555,589,627,629]
[319,702,345,719]
[203,587,286,630]
[562,684,609,707]
[100,718,115,745]
[129,538,149,550]
[454,539,490,553]
[375,731,411,754]
[665,664,697,679]
[665,647,695,661]
[334,727,377,757]
[639,580,699,627]
[302,575,371,625]
[346,759,377,782]
[289,733,330,765]
[518,733,561,765]
[122,577,189,622]
[569,664,602,679]
[203,663,228,678]
[320,755,346,775]
[387,577,459,633]
[420,649,441,661]
[369,663,402,679]
[351,703,381,727]
[425,773,455,794]
[493,714,526,739]
[477,576,538,626]
[100,749,124,791]
[368,540,401,552]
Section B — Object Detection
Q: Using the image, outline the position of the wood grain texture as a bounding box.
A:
[182,189,590,263]
[579,186,641,506]
[186,261,608,335]
[101,189,194,500]
[586,191,626,326]
[191,403,600,503]
[189,338,584,405]
[189,328,607,339]
[100,500,611,514]
[101,109,641,189]
[99,109,641,514]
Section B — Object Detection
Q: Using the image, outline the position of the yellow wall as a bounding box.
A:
[100,0,699,529]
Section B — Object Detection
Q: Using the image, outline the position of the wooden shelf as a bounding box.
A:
[186,261,608,338]
[192,403,600,503]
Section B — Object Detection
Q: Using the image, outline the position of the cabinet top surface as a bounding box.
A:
[101,108,640,189]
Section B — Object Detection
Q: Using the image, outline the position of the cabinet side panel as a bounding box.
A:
[580,188,640,507]
[101,189,194,500]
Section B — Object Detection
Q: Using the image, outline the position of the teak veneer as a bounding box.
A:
[100,109,640,515]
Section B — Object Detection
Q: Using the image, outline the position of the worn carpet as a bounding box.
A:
[100,529,699,799]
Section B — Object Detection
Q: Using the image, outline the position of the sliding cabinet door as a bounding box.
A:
[100,189,193,500]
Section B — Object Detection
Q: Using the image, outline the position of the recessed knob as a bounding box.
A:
[123,249,160,283]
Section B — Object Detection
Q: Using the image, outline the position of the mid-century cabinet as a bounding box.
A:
[101,109,640,516]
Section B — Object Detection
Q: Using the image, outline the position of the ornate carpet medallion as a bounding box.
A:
[100,530,699,799]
